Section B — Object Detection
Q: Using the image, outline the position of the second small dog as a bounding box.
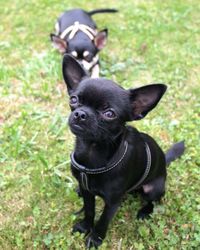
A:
[62,54,185,249]
[50,8,117,77]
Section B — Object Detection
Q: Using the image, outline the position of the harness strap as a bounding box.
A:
[80,172,90,191]
[71,141,128,175]
[71,140,151,192]
[126,142,151,192]
[60,21,97,40]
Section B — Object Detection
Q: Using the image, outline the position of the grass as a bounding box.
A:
[0,0,199,249]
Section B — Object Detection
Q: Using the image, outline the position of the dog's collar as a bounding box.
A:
[71,140,129,175]
[71,140,152,192]
[60,21,97,40]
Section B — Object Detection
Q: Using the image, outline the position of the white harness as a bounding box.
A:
[59,21,97,40]
[57,21,99,74]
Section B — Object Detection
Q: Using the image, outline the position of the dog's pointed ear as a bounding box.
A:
[62,54,88,94]
[129,84,167,120]
[50,34,67,54]
[94,29,108,50]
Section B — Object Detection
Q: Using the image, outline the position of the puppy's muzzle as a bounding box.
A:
[69,109,90,135]
[73,110,87,122]
[69,107,96,136]
[78,55,99,72]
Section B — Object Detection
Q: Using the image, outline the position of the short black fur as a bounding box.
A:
[62,54,185,249]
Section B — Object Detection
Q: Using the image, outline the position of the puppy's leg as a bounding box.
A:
[91,64,100,78]
[137,176,166,219]
[137,202,154,220]
[86,201,120,249]
[73,189,95,234]
[73,185,84,215]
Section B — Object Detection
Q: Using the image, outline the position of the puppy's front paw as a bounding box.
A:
[72,220,91,235]
[137,210,151,220]
[137,202,154,220]
[86,232,103,249]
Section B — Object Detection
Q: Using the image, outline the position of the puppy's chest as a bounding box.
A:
[76,144,109,168]
[71,167,107,196]
[71,146,110,193]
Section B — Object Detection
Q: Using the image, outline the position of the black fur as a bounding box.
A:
[62,54,185,249]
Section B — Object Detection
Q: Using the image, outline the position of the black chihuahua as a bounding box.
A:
[50,8,117,77]
[62,54,185,249]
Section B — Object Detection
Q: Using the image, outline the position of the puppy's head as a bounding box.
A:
[62,54,167,141]
[51,29,107,72]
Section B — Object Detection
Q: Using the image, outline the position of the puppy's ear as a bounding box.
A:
[50,34,67,54]
[62,54,88,94]
[94,29,108,50]
[129,84,167,120]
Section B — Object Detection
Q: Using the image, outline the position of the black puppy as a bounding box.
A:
[50,8,117,77]
[62,54,185,249]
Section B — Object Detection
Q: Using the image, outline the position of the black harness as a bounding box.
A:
[70,140,151,192]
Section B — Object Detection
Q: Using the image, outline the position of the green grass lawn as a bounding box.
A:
[0,0,199,249]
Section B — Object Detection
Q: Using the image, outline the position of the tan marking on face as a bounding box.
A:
[83,50,90,58]
[71,51,78,57]
[81,59,93,71]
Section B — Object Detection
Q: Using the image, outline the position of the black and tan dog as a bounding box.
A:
[62,54,185,249]
[50,8,117,77]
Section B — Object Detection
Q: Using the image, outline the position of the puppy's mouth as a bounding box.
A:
[70,123,84,134]
[79,59,93,71]
[69,122,97,139]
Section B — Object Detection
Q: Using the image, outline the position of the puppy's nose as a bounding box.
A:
[73,110,87,121]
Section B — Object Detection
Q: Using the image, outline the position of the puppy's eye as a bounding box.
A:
[103,109,116,119]
[83,51,92,62]
[69,95,78,105]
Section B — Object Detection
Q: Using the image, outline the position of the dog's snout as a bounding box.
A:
[74,110,87,121]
